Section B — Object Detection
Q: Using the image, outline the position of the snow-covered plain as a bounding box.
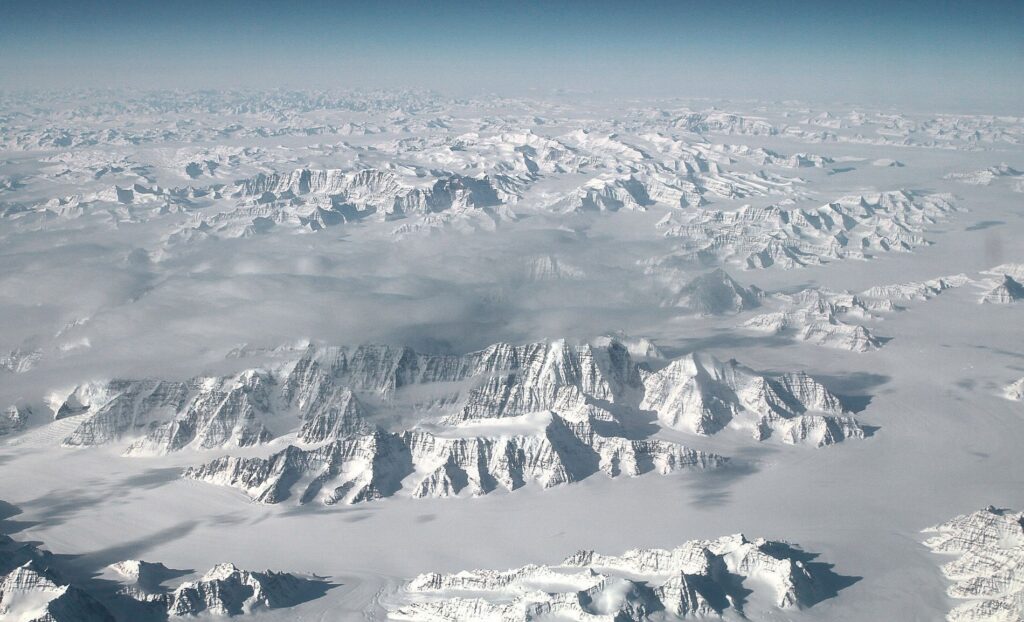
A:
[0,90,1021,620]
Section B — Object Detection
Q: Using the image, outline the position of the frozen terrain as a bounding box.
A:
[0,520,327,621]
[923,507,1024,622]
[0,90,1021,621]
[385,534,856,621]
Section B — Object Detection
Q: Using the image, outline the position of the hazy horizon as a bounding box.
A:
[1,4,1023,622]
[1,0,1021,112]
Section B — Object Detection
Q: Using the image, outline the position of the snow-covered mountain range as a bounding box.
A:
[0,89,1020,621]
[923,506,1024,622]
[386,534,854,621]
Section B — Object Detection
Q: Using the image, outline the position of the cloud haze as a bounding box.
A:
[0,0,1021,111]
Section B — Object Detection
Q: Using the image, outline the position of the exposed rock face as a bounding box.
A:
[980,275,1024,304]
[656,190,958,270]
[0,562,114,622]
[387,534,846,621]
[0,528,319,622]
[104,558,321,618]
[184,345,861,505]
[232,167,508,219]
[795,322,883,353]
[57,372,276,454]
[743,275,971,353]
[923,506,1024,622]
[106,559,175,601]
[592,334,665,361]
[983,264,1024,282]
[553,176,653,213]
[54,338,649,454]
[0,535,114,622]
[184,413,724,505]
[44,337,869,508]
[861,274,972,301]
[520,255,585,282]
[297,387,374,444]
[441,339,644,424]
[50,347,388,452]
[163,563,308,617]
[49,337,865,500]
[640,353,861,445]
[136,122,831,244]
[666,268,762,315]
[169,167,517,238]
[743,287,886,352]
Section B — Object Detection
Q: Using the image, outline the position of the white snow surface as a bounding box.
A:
[0,90,1022,621]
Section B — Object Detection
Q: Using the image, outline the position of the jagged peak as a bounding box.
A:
[387,534,851,620]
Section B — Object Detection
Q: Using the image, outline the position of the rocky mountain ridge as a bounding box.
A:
[386,533,854,621]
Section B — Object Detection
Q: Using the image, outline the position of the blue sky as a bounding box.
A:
[0,0,1020,110]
